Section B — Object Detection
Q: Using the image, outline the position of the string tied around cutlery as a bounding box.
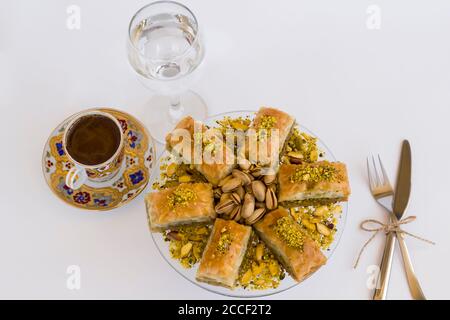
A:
[353,216,435,268]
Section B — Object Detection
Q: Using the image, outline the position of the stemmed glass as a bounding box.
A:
[127,1,206,143]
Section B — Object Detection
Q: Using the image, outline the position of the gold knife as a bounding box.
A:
[374,140,426,300]
[392,140,426,299]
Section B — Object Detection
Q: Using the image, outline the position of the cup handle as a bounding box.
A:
[66,166,87,190]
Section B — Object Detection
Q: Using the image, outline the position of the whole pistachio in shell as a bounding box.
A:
[232,169,253,186]
[251,180,266,202]
[218,174,234,187]
[265,187,278,210]
[222,177,242,193]
[263,174,276,185]
[241,193,255,219]
[230,192,241,205]
[246,207,266,225]
[230,205,242,221]
[220,192,231,203]
[215,199,236,215]
[236,186,245,200]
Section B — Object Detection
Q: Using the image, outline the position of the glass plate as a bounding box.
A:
[149,110,348,298]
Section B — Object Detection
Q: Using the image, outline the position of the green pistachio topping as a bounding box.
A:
[258,115,277,130]
[290,163,337,183]
[216,227,233,254]
[274,216,304,250]
[167,186,196,208]
[257,115,277,140]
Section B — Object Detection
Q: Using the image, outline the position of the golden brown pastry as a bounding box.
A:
[242,107,295,169]
[253,207,326,282]
[196,219,252,288]
[278,161,350,206]
[165,116,236,185]
[145,183,216,232]
[252,107,295,148]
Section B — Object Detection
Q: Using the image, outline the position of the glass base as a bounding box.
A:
[143,90,208,144]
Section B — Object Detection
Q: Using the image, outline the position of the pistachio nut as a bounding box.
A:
[241,193,255,219]
[246,208,266,225]
[265,187,278,210]
[232,169,253,186]
[316,223,331,236]
[236,186,245,200]
[166,231,181,241]
[287,151,304,164]
[218,174,234,187]
[221,177,242,193]
[215,199,236,215]
[251,180,266,202]
[263,174,276,185]
[230,205,242,221]
[230,192,241,205]
[180,242,193,258]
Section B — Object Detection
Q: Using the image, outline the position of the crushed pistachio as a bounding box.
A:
[290,203,341,249]
[216,227,233,254]
[167,186,197,209]
[258,115,277,130]
[238,232,285,290]
[216,116,251,132]
[290,163,337,183]
[274,216,304,250]
[256,115,277,140]
[165,225,212,268]
[156,161,207,190]
[282,128,322,164]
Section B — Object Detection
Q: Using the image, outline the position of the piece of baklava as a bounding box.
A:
[278,161,350,206]
[145,183,216,232]
[242,107,295,170]
[196,219,251,288]
[253,207,326,282]
[165,116,236,185]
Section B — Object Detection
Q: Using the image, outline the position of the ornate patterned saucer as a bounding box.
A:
[42,108,155,211]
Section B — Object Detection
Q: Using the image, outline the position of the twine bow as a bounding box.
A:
[353,216,435,268]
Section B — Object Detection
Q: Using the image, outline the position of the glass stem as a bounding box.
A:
[168,95,184,124]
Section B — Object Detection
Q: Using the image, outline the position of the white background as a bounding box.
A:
[0,0,449,299]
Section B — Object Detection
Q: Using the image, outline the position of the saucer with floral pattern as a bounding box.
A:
[42,108,155,211]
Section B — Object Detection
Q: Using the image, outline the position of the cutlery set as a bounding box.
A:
[367,140,426,300]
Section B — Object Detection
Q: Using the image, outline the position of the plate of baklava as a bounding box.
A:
[145,107,350,297]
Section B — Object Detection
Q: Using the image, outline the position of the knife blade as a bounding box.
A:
[391,140,426,299]
[393,140,412,219]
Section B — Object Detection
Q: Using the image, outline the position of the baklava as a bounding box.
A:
[242,107,296,169]
[278,161,350,206]
[145,183,216,232]
[196,218,252,288]
[253,207,326,282]
[165,116,236,185]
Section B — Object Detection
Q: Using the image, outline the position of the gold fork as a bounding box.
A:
[367,155,426,300]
